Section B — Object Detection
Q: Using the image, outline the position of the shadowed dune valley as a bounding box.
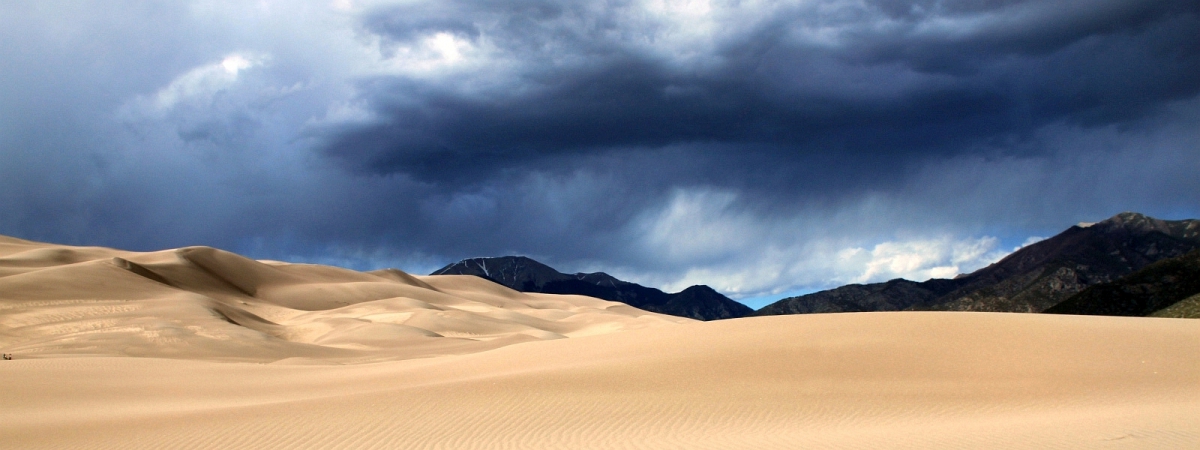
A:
[2,235,1199,449]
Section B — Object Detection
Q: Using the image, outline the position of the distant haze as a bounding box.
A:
[2,0,1198,304]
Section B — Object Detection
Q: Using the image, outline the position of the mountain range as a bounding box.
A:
[756,212,1200,316]
[431,256,753,321]
[431,212,1199,321]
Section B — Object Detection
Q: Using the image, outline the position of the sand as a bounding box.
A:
[2,236,1199,448]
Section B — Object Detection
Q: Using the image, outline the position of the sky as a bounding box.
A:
[2,0,1198,309]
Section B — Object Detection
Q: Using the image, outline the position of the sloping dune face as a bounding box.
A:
[0,236,691,362]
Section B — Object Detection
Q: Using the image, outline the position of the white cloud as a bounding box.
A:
[371,30,482,79]
[427,32,466,63]
[625,188,1017,298]
[147,53,267,113]
[220,54,255,74]
[837,236,1007,283]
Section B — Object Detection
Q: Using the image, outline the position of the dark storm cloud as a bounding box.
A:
[321,0,1200,180]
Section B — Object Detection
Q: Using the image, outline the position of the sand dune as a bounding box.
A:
[2,236,1199,448]
[0,237,690,362]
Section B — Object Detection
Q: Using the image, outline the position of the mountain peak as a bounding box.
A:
[433,255,552,273]
[1103,211,1152,225]
[432,256,562,291]
[431,256,750,320]
[1095,211,1172,234]
[678,285,719,295]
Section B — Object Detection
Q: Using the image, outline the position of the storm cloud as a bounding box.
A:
[2,0,1198,307]
[324,0,1200,175]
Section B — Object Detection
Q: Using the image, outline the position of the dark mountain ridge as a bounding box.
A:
[757,212,1200,316]
[432,256,753,321]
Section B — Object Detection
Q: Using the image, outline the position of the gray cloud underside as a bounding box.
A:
[325,0,1200,178]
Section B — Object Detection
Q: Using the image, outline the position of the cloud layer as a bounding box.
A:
[2,0,1198,307]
